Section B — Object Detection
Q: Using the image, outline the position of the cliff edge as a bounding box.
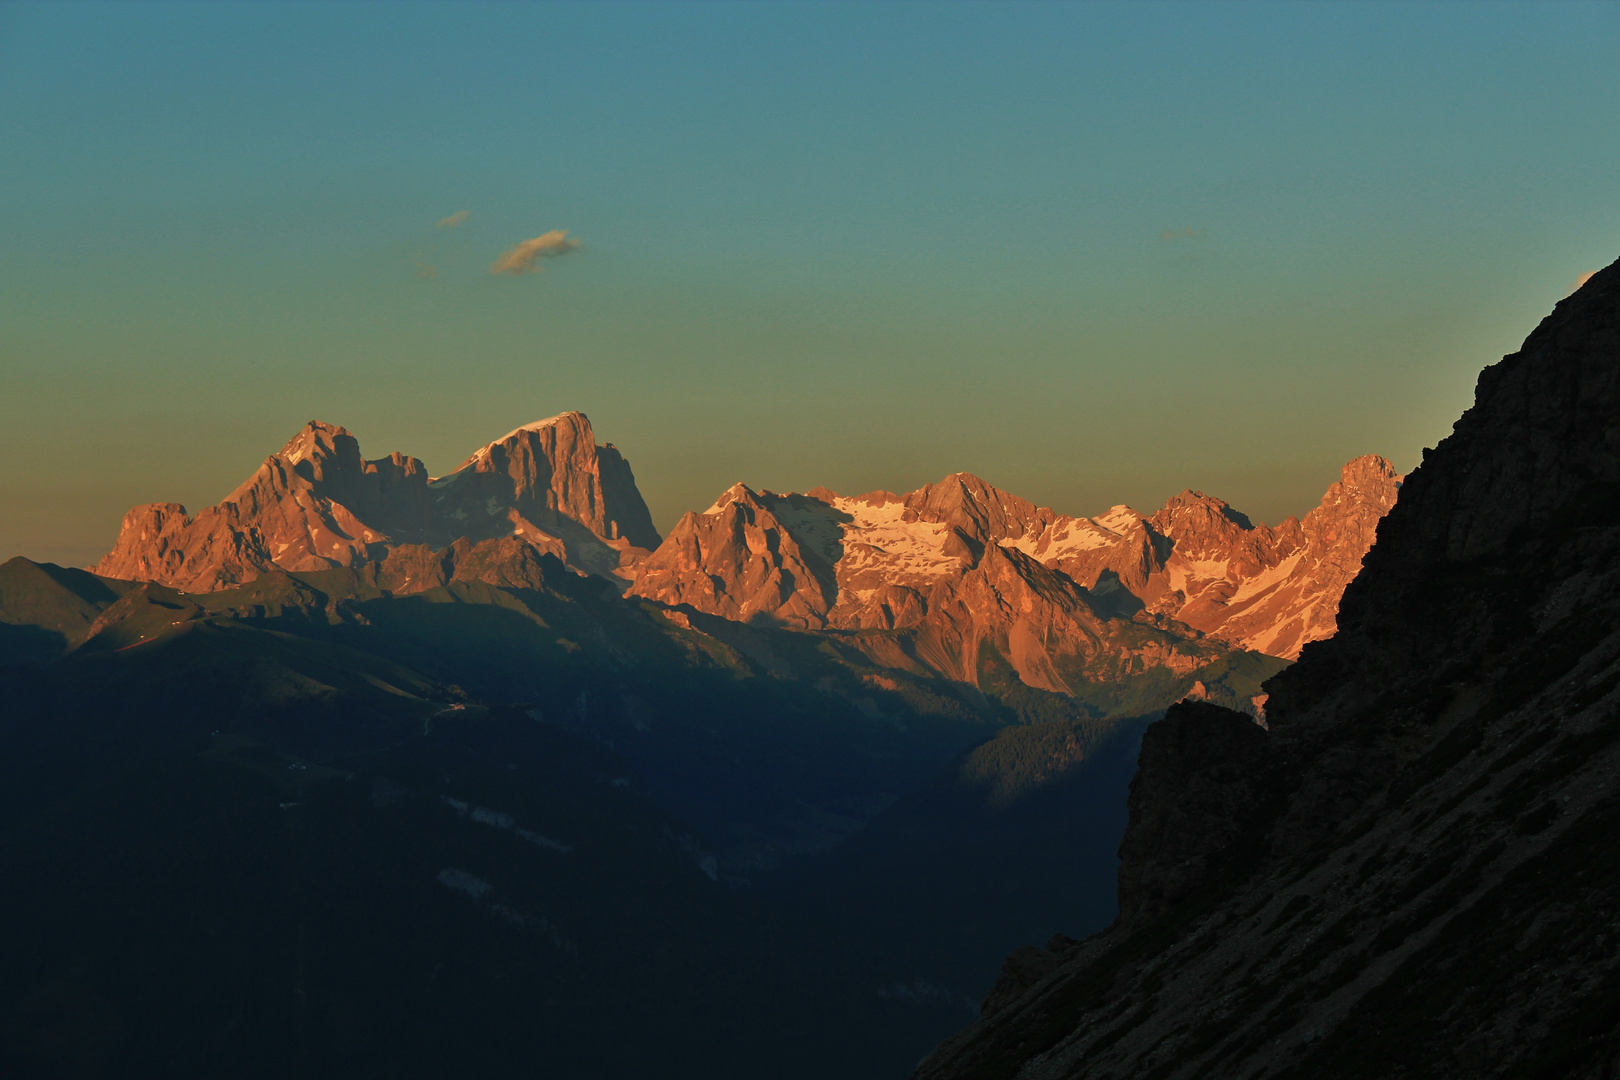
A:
[915,259,1620,1079]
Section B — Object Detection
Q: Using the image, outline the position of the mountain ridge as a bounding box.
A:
[94,411,659,591]
[87,412,1400,711]
[633,455,1400,662]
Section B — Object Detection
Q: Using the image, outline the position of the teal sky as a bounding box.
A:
[3,1,1618,566]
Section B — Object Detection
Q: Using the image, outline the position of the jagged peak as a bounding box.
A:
[1093,504,1145,534]
[94,410,658,591]
[913,471,1033,511]
[294,419,348,436]
[1163,488,1227,508]
[1153,490,1254,531]
[933,471,1000,497]
[276,420,353,465]
[439,411,595,477]
[1337,453,1403,489]
[488,411,589,447]
[700,482,758,516]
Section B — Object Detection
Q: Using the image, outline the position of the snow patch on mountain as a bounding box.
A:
[1001,518,1120,561]
[1227,551,1304,604]
[1094,505,1145,533]
[492,414,569,445]
[831,497,957,582]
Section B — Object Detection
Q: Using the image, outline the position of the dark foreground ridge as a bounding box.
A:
[916,258,1620,1079]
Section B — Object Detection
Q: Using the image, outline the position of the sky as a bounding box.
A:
[2,1,1618,567]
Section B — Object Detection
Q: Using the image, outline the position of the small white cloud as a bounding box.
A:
[437,210,471,229]
[1159,227,1204,242]
[491,230,580,275]
[413,252,437,279]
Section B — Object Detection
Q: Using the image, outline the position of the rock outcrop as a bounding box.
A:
[94,413,659,592]
[913,257,1620,1079]
[1141,455,1403,657]
[1111,700,1274,935]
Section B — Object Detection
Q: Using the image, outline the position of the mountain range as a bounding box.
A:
[632,454,1398,665]
[93,409,1400,685]
[0,387,1404,1075]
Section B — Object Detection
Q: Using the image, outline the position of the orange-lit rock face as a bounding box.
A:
[94,413,659,593]
[629,456,1402,661]
[629,473,1227,691]
[427,413,661,554]
[629,484,840,628]
[97,410,1398,675]
[1140,456,1403,657]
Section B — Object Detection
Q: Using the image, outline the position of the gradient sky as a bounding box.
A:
[3,1,1618,566]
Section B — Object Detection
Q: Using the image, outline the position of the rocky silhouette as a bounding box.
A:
[915,257,1620,1079]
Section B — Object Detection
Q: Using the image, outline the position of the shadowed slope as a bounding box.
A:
[913,258,1620,1080]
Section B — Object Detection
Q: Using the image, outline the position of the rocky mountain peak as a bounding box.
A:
[1094,504,1147,534]
[431,411,660,554]
[275,419,352,465]
[444,411,580,473]
[701,481,762,516]
[904,472,1046,544]
[1334,452,1401,495]
[633,484,838,628]
[1147,490,1256,558]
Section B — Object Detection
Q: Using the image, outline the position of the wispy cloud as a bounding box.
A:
[437,210,471,229]
[1575,270,1597,292]
[1158,227,1204,241]
[413,252,437,279]
[490,230,580,275]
